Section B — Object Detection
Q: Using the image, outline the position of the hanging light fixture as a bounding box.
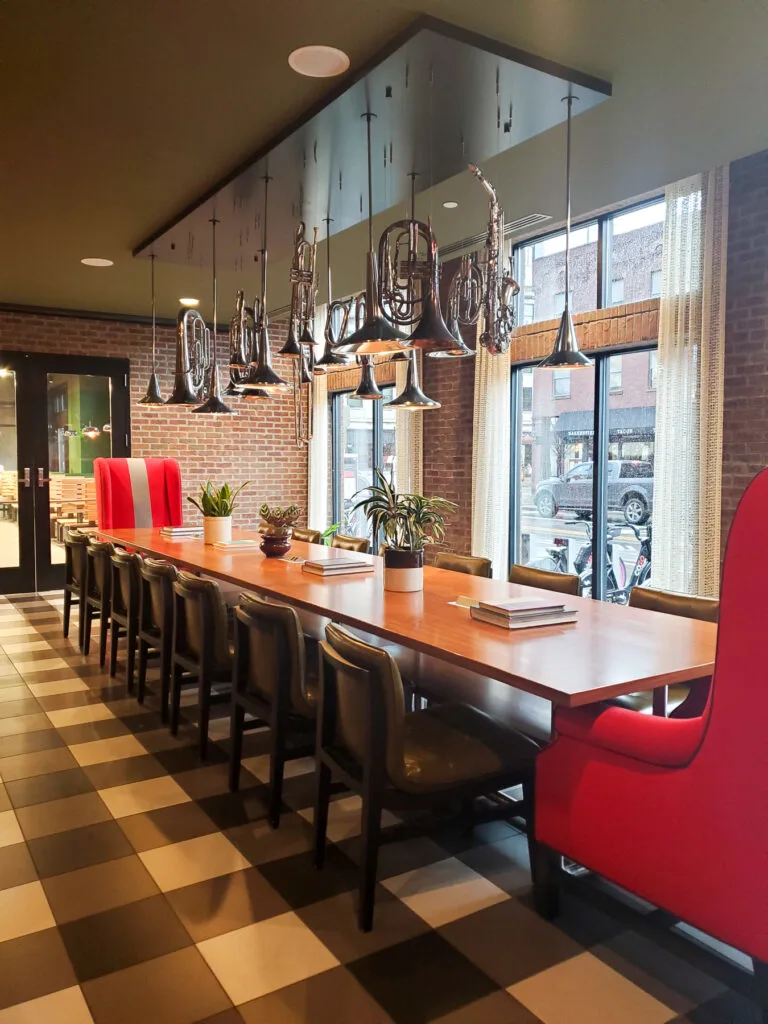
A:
[138,254,165,405]
[82,421,101,440]
[245,175,292,393]
[538,94,592,369]
[192,217,236,415]
[387,351,440,410]
[334,113,408,356]
[353,356,383,400]
[315,216,350,371]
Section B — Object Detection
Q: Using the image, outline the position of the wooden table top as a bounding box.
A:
[99,528,718,708]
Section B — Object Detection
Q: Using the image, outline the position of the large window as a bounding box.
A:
[330,387,395,538]
[512,348,656,602]
[514,198,666,326]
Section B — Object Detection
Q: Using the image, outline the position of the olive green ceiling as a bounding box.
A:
[1,0,767,321]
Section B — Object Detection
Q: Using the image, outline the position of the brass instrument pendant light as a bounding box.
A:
[538,94,592,369]
[138,254,165,405]
[192,217,236,415]
[246,175,292,392]
[334,113,408,356]
[388,351,440,410]
[315,216,350,371]
[353,355,383,400]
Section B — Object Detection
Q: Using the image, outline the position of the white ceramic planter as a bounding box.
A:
[203,516,232,545]
[383,550,424,592]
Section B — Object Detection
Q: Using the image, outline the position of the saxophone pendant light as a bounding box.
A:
[353,356,383,400]
[538,94,592,370]
[192,217,236,415]
[247,176,292,392]
[387,351,440,410]
[138,254,165,405]
[335,113,408,356]
[315,217,350,371]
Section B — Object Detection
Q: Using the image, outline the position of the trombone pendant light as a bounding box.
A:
[538,94,592,370]
[138,254,165,405]
[247,175,292,392]
[387,350,440,410]
[353,356,383,400]
[192,217,236,415]
[315,216,350,371]
[335,113,408,356]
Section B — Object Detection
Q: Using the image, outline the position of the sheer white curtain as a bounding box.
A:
[471,339,510,579]
[307,304,329,531]
[653,168,728,597]
[394,355,423,493]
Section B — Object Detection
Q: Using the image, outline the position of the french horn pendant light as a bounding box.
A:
[315,217,350,371]
[387,350,440,410]
[353,356,383,400]
[538,94,592,370]
[246,175,292,392]
[138,254,165,405]
[335,113,408,356]
[192,217,236,415]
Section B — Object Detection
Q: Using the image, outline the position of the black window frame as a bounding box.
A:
[330,385,395,533]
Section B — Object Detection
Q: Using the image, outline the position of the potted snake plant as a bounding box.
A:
[352,471,456,592]
[187,481,249,545]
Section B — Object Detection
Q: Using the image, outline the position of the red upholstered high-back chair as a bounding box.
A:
[94,458,183,530]
[533,469,768,995]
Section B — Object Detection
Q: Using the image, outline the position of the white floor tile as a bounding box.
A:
[0,985,94,1023]
[382,856,509,928]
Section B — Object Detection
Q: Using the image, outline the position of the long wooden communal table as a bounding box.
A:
[99,528,717,709]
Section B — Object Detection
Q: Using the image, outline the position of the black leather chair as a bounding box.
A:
[63,529,89,648]
[508,563,580,596]
[137,558,178,721]
[229,592,317,827]
[109,550,143,691]
[435,553,493,577]
[83,539,115,667]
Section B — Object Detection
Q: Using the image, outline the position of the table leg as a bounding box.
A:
[652,685,668,717]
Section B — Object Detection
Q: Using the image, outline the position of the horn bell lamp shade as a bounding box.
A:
[537,307,592,368]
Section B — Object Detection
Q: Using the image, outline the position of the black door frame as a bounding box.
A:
[0,351,130,594]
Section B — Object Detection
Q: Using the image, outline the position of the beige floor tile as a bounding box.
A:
[0,687,32,703]
[11,657,68,674]
[16,792,111,840]
[68,734,146,767]
[1,641,52,655]
[0,809,24,848]
[0,747,77,783]
[28,679,89,697]
[0,985,94,1023]
[98,776,192,819]
[0,714,51,737]
[46,704,115,728]
[43,855,159,923]
[0,880,56,943]
[297,795,399,844]
[509,951,677,1024]
[382,857,509,928]
[139,832,251,892]
[0,626,38,638]
[197,911,339,1004]
[242,754,315,784]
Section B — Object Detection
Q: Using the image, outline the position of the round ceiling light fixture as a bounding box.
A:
[442,201,458,209]
[288,45,350,78]
[81,257,114,267]
[179,297,200,307]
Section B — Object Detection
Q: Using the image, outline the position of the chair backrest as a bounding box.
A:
[87,540,115,598]
[435,553,493,578]
[110,550,143,617]
[332,533,371,554]
[235,592,314,718]
[64,529,89,587]
[629,586,719,622]
[94,457,183,529]
[508,563,580,596]
[292,527,322,545]
[172,571,231,669]
[139,557,178,633]
[322,623,407,788]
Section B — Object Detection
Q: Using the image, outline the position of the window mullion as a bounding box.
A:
[591,355,610,601]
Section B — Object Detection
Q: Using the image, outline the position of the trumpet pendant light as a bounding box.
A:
[315,216,350,371]
[138,254,165,405]
[192,217,236,415]
[335,113,408,356]
[387,350,440,410]
[247,176,292,392]
[538,94,592,370]
[353,356,383,400]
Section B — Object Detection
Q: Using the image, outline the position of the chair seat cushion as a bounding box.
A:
[399,703,538,792]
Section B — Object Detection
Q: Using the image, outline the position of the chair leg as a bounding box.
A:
[531,842,561,920]
[358,788,382,933]
[313,760,332,869]
[228,700,245,792]
[137,639,148,704]
[98,602,109,668]
[78,599,86,653]
[63,590,71,639]
[82,604,93,657]
[108,621,119,678]
[198,670,210,760]
[170,662,183,736]
[125,624,137,695]
[159,642,172,724]
[268,729,286,829]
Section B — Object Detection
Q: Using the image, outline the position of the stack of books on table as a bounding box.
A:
[159,525,203,540]
[302,556,375,578]
[470,596,578,630]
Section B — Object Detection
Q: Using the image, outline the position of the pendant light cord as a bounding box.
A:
[564,93,573,307]
[150,253,157,371]
[325,216,332,304]
[211,217,218,339]
[363,112,375,251]
[261,175,271,312]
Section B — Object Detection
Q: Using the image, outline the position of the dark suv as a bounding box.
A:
[533,460,653,525]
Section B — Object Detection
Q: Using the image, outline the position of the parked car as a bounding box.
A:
[534,460,653,525]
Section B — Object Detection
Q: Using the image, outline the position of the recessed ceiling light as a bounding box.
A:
[81,257,114,267]
[288,45,349,78]
[179,297,200,307]
[443,201,459,210]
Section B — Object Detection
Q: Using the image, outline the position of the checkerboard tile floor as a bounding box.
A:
[0,592,761,1023]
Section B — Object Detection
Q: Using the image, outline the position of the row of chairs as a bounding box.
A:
[292,527,371,553]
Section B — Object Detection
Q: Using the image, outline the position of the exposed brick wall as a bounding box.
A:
[0,310,308,529]
[721,149,768,551]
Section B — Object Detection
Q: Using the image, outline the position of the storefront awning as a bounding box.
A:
[551,406,656,437]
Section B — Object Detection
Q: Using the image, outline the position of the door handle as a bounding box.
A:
[22,467,31,488]
[37,468,49,487]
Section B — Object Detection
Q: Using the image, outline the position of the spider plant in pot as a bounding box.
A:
[259,503,301,558]
[188,481,249,546]
[352,471,456,592]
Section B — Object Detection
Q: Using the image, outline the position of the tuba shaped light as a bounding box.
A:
[353,356,383,400]
[192,217,235,415]
[538,94,592,370]
[138,254,165,405]
[387,351,440,410]
[315,217,350,371]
